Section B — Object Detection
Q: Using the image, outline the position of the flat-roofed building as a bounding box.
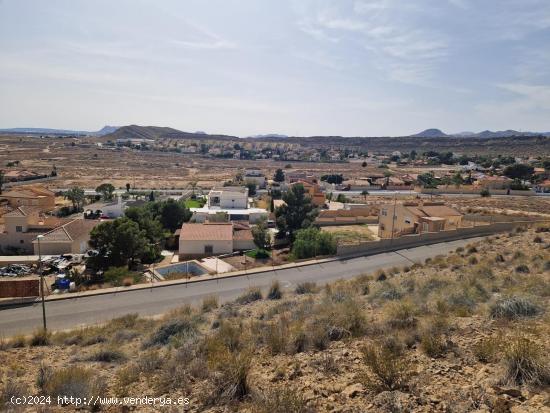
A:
[378,202,463,239]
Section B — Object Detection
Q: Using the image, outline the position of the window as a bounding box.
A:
[204,245,213,254]
[15,226,22,232]
[381,209,387,216]
[404,216,411,224]
[20,240,24,244]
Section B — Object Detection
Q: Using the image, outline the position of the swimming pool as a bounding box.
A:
[155,261,209,277]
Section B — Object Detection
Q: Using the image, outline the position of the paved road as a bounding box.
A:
[0,238,481,336]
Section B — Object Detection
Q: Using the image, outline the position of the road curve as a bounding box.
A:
[0,238,482,336]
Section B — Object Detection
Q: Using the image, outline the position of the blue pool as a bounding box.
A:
[155,261,209,277]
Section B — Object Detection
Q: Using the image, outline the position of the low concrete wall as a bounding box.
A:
[316,217,378,227]
[336,220,543,257]
[418,187,536,196]
[0,279,39,298]
[463,214,548,223]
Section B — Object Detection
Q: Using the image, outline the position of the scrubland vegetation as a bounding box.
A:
[1,226,549,412]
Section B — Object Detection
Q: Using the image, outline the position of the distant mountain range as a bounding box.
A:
[2,124,549,141]
[0,125,119,136]
[410,128,550,138]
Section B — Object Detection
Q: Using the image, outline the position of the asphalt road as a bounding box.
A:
[0,237,482,336]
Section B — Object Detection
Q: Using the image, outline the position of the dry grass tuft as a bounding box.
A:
[502,336,550,386]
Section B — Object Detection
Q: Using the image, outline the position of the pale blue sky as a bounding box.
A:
[1,0,549,136]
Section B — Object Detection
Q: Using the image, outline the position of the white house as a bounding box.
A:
[190,186,268,224]
[243,169,267,188]
[207,187,249,209]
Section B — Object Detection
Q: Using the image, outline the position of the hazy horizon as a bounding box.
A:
[1,0,549,136]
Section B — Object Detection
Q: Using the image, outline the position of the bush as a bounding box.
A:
[104,266,130,286]
[361,342,413,391]
[295,282,317,294]
[36,362,53,394]
[290,227,336,259]
[137,350,163,373]
[473,338,500,363]
[0,381,28,410]
[202,295,219,312]
[85,347,127,363]
[480,188,490,197]
[502,336,550,386]
[207,350,251,404]
[246,249,270,259]
[515,264,530,274]
[43,367,104,406]
[267,280,283,300]
[114,363,140,397]
[489,296,542,320]
[384,301,417,329]
[143,318,198,347]
[252,387,310,413]
[420,332,447,358]
[264,321,288,355]
[236,287,263,304]
[9,335,27,348]
[30,328,51,346]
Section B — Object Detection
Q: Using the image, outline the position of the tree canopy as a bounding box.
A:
[290,227,336,259]
[273,168,285,182]
[503,164,534,181]
[275,184,318,239]
[89,217,150,269]
[95,183,115,201]
[65,187,85,211]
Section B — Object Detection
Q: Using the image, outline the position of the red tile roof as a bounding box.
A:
[179,223,233,241]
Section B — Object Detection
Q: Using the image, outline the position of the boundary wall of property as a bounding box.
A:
[337,219,548,257]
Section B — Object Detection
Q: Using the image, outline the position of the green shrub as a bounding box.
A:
[295,282,317,294]
[104,266,130,286]
[489,296,542,320]
[290,227,336,259]
[236,287,263,304]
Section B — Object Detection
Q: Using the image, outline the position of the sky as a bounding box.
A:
[1,0,549,137]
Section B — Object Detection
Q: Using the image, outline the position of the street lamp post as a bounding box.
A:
[37,235,46,331]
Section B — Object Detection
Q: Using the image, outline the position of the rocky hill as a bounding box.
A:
[102,125,239,141]
[1,226,549,412]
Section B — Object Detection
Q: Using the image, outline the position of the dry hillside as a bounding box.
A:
[1,226,549,412]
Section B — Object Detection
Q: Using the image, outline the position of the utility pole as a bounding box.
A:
[389,195,397,245]
[37,235,46,331]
